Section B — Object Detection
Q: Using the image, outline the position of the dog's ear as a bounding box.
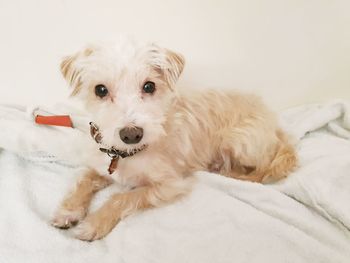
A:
[149,45,185,88]
[164,49,185,86]
[60,47,94,96]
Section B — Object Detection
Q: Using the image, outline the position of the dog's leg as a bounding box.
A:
[211,147,263,182]
[51,170,112,229]
[73,178,191,241]
[217,128,297,183]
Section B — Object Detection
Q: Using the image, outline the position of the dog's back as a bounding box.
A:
[168,89,297,182]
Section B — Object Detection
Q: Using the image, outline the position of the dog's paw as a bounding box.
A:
[73,213,118,241]
[72,221,100,241]
[51,208,86,229]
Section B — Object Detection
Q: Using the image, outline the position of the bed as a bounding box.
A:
[0,100,349,263]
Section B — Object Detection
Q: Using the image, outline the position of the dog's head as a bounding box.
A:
[60,40,185,151]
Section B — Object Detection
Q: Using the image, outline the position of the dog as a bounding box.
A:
[51,39,297,241]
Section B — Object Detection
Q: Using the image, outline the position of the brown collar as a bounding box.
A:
[99,145,147,159]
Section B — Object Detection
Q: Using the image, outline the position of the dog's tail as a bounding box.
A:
[261,130,298,183]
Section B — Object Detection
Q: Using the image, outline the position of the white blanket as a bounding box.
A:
[0,100,349,263]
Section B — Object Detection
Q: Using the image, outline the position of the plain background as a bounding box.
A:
[0,0,349,110]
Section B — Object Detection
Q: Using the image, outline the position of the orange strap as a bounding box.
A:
[35,115,73,128]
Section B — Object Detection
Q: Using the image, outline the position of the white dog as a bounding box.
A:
[51,39,297,241]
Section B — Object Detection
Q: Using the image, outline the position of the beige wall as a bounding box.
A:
[0,0,349,110]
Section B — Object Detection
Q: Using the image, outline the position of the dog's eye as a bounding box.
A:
[142,81,156,94]
[95,84,109,98]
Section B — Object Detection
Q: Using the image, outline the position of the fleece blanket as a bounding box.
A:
[0,100,349,263]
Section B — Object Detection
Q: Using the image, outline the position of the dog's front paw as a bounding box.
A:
[73,212,119,241]
[51,208,86,229]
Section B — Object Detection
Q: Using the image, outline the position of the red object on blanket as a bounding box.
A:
[35,115,73,128]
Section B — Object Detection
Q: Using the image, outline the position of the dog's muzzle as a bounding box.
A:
[89,122,147,159]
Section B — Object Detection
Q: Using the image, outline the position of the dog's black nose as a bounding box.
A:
[119,127,143,144]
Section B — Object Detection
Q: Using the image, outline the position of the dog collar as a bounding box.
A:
[99,145,147,159]
[89,122,147,174]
